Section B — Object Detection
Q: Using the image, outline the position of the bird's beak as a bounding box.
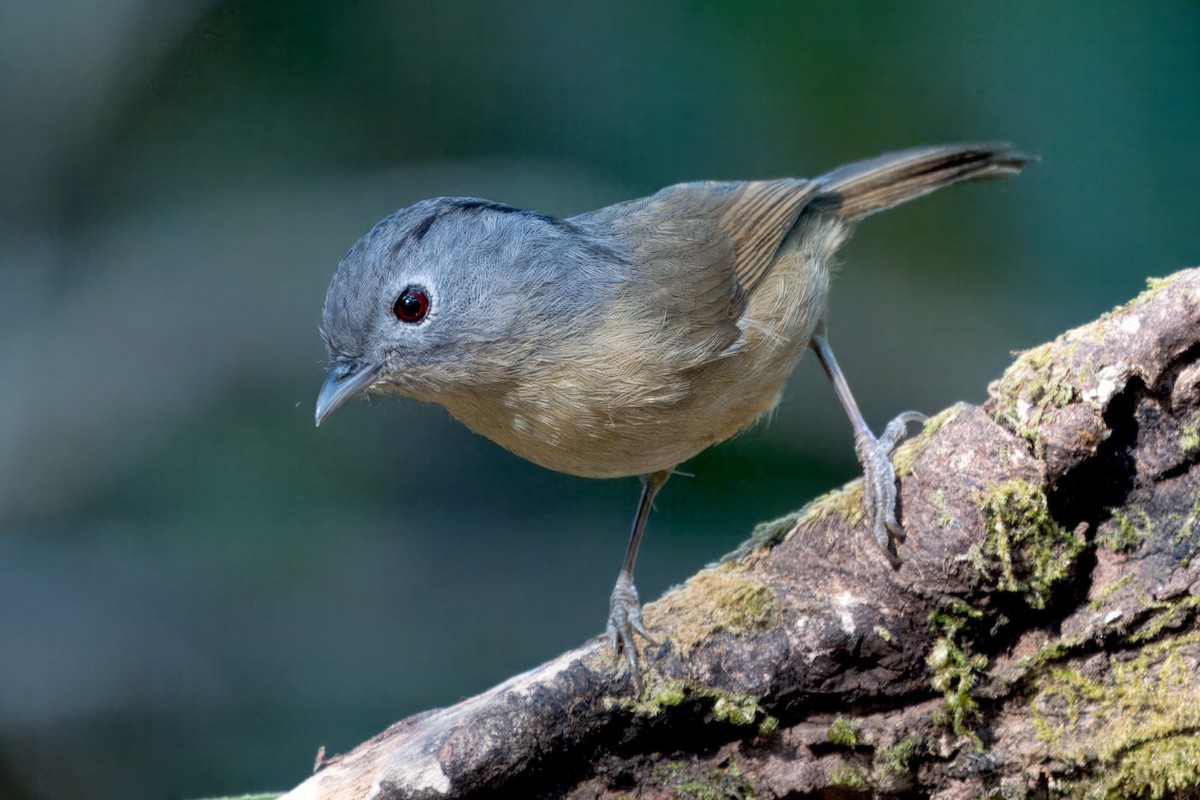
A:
[315,360,384,426]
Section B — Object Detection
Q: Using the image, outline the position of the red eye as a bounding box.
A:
[393,287,430,323]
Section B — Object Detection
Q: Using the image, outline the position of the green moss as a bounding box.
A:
[1180,423,1199,456]
[734,405,963,561]
[971,478,1085,609]
[1017,640,1074,671]
[1177,492,1200,546]
[1098,508,1151,553]
[624,676,774,736]
[716,578,778,633]
[1030,635,1200,799]
[1075,353,1098,386]
[928,597,984,638]
[711,694,759,726]
[644,563,780,658]
[651,761,685,781]
[645,678,687,711]
[672,760,756,800]
[1129,594,1200,644]
[829,764,867,790]
[925,599,989,746]
[621,676,690,716]
[1089,574,1134,611]
[1140,273,1184,299]
[875,738,919,777]
[991,342,1079,456]
[805,481,867,528]
[624,681,691,714]
[827,715,861,747]
[926,635,986,746]
[890,404,964,476]
[756,714,779,738]
[742,508,804,554]
[932,489,954,528]
[873,624,893,643]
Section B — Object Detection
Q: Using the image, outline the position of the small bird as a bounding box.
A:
[315,143,1028,684]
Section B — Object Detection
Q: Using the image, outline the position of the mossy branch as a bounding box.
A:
[279,268,1200,800]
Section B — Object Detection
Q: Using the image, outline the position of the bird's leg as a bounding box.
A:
[607,469,670,689]
[810,331,926,563]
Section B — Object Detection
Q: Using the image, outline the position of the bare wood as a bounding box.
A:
[284,268,1200,800]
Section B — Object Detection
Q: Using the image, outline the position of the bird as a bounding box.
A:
[315,143,1029,686]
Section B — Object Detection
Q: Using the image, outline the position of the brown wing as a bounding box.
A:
[577,178,816,356]
[714,178,816,296]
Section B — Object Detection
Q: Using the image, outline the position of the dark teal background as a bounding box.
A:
[1,2,1197,797]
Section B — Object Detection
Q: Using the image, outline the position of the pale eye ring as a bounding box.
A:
[393,286,430,323]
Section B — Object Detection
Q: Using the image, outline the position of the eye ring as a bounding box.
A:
[393,286,430,324]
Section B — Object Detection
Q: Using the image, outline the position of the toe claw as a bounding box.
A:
[628,609,658,647]
[880,411,927,449]
[857,411,926,560]
[608,574,654,689]
[623,636,639,677]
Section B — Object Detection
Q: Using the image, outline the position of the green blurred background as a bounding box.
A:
[1,2,1196,797]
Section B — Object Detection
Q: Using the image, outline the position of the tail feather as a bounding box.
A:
[809,143,1032,221]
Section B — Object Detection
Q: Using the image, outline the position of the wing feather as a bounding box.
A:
[574,178,816,358]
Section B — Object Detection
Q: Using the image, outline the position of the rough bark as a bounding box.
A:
[282,268,1200,800]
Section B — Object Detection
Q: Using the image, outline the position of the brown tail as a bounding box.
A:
[809,143,1032,221]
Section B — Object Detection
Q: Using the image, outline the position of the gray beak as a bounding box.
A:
[315,360,384,426]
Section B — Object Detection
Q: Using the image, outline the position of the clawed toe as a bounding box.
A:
[809,334,925,564]
[607,574,657,688]
[881,411,928,449]
[856,411,926,558]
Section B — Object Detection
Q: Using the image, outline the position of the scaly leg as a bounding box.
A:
[607,469,670,688]
[810,331,925,562]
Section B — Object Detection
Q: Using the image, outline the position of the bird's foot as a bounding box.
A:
[607,573,657,690]
[856,411,927,562]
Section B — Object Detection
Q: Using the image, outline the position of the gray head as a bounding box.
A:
[315,197,622,425]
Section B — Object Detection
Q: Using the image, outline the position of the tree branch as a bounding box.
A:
[282,268,1200,800]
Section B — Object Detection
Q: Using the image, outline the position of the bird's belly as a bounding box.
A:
[440,233,832,480]
[441,344,807,480]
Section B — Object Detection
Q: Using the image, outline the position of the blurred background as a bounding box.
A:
[1,2,1197,797]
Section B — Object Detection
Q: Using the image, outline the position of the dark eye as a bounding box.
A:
[393,287,430,323]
